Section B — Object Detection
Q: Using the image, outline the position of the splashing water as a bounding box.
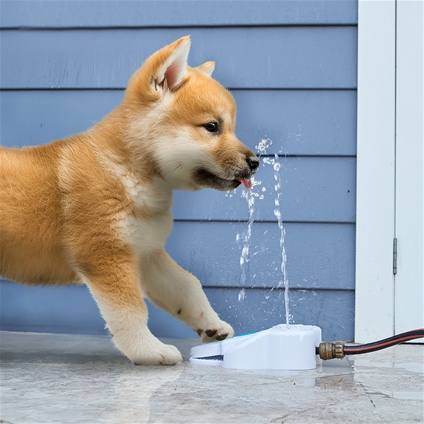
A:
[234,137,293,325]
[255,140,293,325]
[256,138,273,155]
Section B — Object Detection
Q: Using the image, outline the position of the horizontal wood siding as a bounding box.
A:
[1,1,358,27]
[0,0,357,342]
[0,90,357,155]
[1,27,357,89]
[0,282,354,341]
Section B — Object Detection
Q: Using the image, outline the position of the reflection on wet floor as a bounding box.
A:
[1,332,423,423]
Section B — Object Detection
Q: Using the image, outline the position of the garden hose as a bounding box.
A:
[317,328,424,360]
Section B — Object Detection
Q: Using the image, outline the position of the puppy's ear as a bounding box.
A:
[159,37,191,90]
[125,36,191,104]
[198,61,215,77]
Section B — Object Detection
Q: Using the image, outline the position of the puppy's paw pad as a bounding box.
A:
[200,321,234,343]
[205,329,217,337]
[216,333,229,341]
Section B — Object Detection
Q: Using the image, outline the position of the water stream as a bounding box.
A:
[238,188,255,301]
[271,154,292,326]
[237,138,292,325]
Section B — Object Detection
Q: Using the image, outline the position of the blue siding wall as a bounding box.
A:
[0,1,357,341]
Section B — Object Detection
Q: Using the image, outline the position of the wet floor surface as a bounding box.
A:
[0,331,423,423]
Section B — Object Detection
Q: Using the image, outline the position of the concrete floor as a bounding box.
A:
[0,331,423,423]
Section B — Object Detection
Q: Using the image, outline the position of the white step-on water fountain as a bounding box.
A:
[190,324,322,370]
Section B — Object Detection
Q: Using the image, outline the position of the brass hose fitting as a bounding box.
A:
[318,341,345,360]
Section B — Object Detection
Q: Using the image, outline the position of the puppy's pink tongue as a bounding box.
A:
[240,179,252,189]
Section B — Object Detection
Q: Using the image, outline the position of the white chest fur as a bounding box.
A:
[102,156,174,255]
[123,211,173,255]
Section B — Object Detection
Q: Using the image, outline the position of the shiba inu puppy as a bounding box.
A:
[0,37,259,365]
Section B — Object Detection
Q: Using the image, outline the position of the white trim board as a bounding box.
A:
[356,0,396,343]
[356,0,424,343]
[394,0,424,335]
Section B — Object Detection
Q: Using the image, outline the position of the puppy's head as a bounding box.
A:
[123,36,259,191]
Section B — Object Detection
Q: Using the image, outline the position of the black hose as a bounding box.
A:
[344,328,424,354]
[317,328,424,359]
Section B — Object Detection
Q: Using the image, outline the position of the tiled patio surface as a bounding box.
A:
[0,331,423,423]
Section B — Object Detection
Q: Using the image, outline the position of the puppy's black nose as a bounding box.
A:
[246,156,260,172]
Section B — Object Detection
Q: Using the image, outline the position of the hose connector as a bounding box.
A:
[318,341,345,360]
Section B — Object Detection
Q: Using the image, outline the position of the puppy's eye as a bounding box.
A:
[203,122,219,133]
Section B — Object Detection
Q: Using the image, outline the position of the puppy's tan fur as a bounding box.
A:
[0,37,258,365]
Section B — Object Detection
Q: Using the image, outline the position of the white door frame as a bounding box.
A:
[394,0,423,335]
[356,0,423,343]
[356,0,396,343]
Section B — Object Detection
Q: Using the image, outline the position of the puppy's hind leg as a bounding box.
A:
[80,250,182,365]
[142,249,234,343]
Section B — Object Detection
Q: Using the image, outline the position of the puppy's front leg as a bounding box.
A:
[142,249,234,342]
[81,253,182,365]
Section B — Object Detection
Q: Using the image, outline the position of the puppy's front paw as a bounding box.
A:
[113,330,182,366]
[132,342,182,366]
[197,320,234,343]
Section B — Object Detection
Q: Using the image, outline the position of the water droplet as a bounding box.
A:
[255,138,273,154]
[238,288,246,302]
